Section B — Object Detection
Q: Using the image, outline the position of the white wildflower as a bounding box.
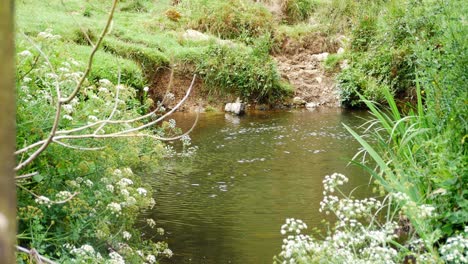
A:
[84,179,93,187]
[88,115,98,122]
[63,114,73,121]
[122,231,132,241]
[107,202,122,216]
[146,254,156,263]
[106,184,114,192]
[143,86,149,92]
[146,218,156,228]
[137,187,147,196]
[108,252,124,264]
[55,191,72,200]
[117,178,134,188]
[18,50,32,57]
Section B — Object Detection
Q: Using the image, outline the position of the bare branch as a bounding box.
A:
[15,0,119,171]
[15,75,197,156]
[17,246,57,264]
[60,0,118,104]
[52,139,104,151]
[15,172,38,180]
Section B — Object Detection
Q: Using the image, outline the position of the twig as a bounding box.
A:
[15,75,197,154]
[15,172,39,180]
[60,0,118,104]
[15,0,118,171]
[17,246,57,264]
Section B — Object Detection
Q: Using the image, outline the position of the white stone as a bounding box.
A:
[306,102,319,109]
[183,29,210,41]
[312,52,329,61]
[337,47,345,54]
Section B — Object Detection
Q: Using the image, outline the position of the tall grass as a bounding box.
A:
[344,0,467,249]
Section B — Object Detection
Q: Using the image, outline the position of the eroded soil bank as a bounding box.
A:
[150,33,345,112]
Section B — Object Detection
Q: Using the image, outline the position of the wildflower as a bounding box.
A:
[113,169,122,176]
[63,114,73,121]
[146,254,156,263]
[107,202,122,216]
[35,196,51,207]
[99,79,112,86]
[108,252,125,264]
[84,179,94,187]
[156,227,165,235]
[117,178,133,188]
[168,119,176,129]
[143,86,149,92]
[62,104,74,114]
[58,67,69,73]
[23,77,32,83]
[122,231,132,241]
[123,167,133,176]
[106,184,114,192]
[137,187,147,196]
[18,50,33,57]
[163,249,173,258]
[146,218,156,228]
[55,191,72,200]
[98,87,109,93]
[149,198,156,209]
[88,115,98,122]
[116,84,125,90]
[120,189,130,197]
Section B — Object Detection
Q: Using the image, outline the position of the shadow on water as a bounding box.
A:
[140,108,372,264]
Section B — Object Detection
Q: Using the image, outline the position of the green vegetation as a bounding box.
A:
[276,0,468,263]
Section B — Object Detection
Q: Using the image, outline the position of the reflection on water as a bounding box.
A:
[141,108,371,264]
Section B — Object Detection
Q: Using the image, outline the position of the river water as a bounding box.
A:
[141,108,372,263]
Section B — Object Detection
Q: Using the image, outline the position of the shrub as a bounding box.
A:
[196,43,291,102]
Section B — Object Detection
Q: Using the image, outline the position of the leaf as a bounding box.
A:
[33,174,44,183]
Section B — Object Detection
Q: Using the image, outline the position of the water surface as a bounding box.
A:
[142,108,371,263]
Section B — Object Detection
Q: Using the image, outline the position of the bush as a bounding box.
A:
[15,29,174,263]
[196,42,291,102]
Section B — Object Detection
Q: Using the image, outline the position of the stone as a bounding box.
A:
[337,47,345,54]
[224,98,245,115]
[183,29,210,41]
[312,52,329,61]
[224,103,233,112]
[293,97,306,105]
[306,102,319,109]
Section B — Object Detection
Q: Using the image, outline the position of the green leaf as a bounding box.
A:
[33,174,44,183]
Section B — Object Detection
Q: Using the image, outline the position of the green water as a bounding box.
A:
[142,108,372,263]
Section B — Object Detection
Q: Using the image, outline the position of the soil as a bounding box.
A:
[274,34,341,107]
[149,34,343,111]
[149,69,235,112]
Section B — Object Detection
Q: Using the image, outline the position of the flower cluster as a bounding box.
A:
[440,233,468,264]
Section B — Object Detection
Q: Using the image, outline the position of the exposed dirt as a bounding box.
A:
[274,34,342,107]
[150,69,235,112]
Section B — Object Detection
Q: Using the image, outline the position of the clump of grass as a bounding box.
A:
[281,0,317,24]
[181,0,275,40]
[103,37,169,72]
[58,44,145,89]
[120,0,149,13]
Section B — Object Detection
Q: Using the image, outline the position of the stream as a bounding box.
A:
[141,108,372,263]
